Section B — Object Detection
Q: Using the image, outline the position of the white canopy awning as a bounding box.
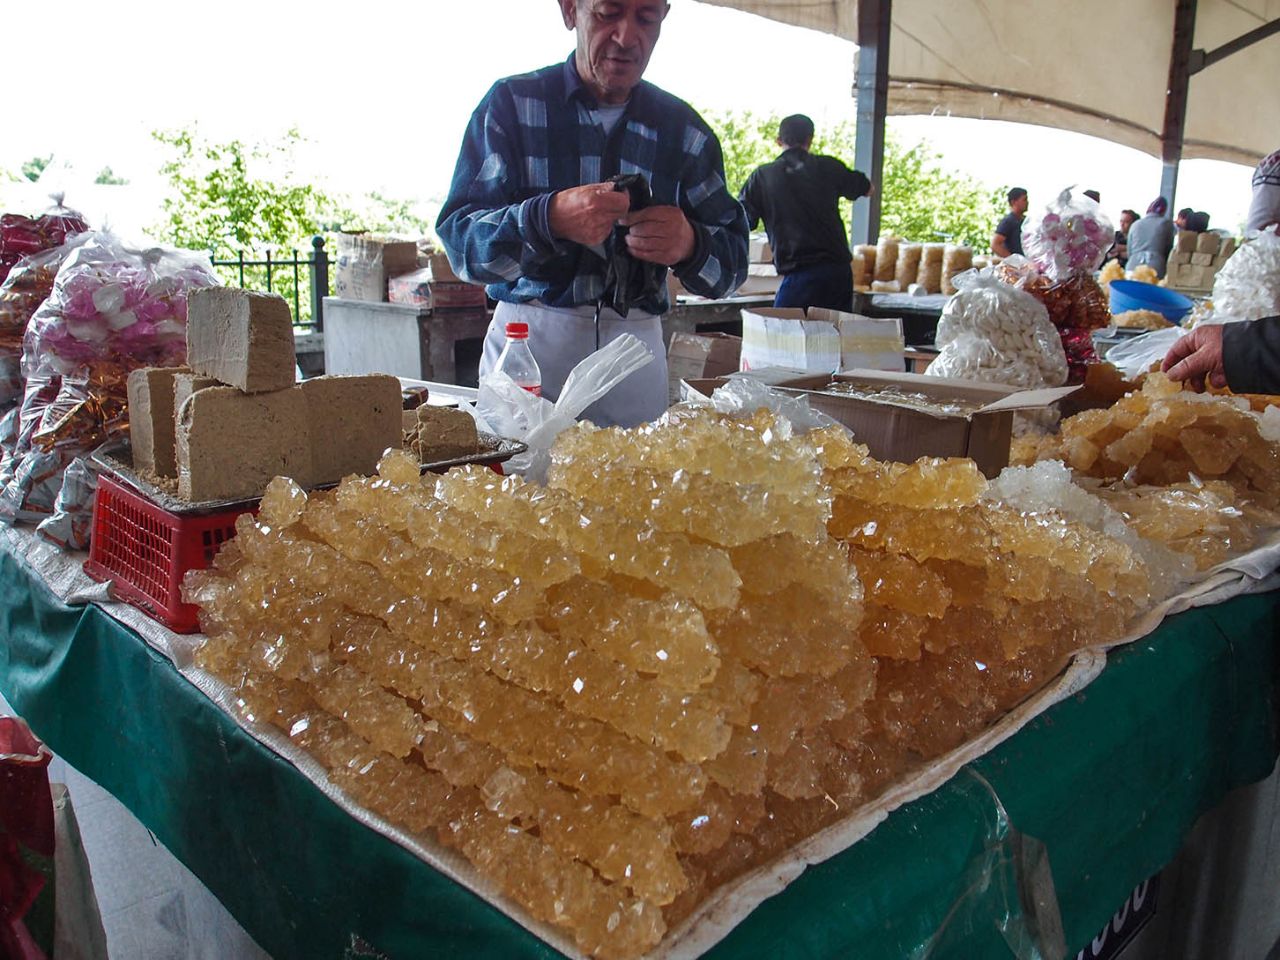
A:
[700,0,1277,167]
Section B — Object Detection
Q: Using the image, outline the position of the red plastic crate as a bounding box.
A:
[84,473,251,633]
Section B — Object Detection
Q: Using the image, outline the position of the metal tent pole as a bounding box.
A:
[851,0,891,247]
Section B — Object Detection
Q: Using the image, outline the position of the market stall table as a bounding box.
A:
[0,528,1275,960]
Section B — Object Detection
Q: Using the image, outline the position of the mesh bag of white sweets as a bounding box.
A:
[928,269,1068,389]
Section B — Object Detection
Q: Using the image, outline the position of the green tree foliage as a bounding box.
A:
[94,166,129,185]
[151,126,341,257]
[21,154,52,183]
[704,109,1006,252]
[150,126,432,324]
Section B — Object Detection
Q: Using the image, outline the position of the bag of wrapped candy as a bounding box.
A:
[0,236,89,415]
[1023,188,1113,282]
[0,194,88,286]
[0,233,217,546]
[928,269,1068,389]
[1003,189,1115,383]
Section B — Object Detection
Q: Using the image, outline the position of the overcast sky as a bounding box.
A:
[0,0,1255,239]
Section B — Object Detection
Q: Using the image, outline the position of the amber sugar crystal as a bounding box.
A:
[1016,373,1280,502]
[185,397,1280,959]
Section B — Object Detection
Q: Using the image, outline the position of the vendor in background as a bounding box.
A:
[991,187,1028,258]
[1175,207,1194,230]
[436,0,749,428]
[1105,208,1140,267]
[1125,197,1176,277]
[1162,316,1280,395]
[1247,149,1280,232]
[738,114,874,312]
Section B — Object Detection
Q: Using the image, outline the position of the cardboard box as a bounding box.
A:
[430,280,488,310]
[429,252,461,283]
[774,369,1078,478]
[740,307,904,375]
[1195,232,1220,254]
[1218,236,1237,260]
[388,267,432,306]
[737,263,782,296]
[1167,250,1192,267]
[667,332,742,403]
[748,237,773,263]
[186,287,296,394]
[1190,251,1213,266]
[1174,230,1198,253]
[335,234,419,302]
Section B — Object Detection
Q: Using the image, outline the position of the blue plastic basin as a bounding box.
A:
[1109,279,1193,324]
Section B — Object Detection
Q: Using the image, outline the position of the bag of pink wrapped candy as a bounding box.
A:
[1022,188,1114,282]
[0,232,217,546]
[1010,189,1115,384]
[0,194,88,287]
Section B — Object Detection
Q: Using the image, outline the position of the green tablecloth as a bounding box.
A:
[0,543,1275,960]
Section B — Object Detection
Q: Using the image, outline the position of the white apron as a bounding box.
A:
[480,301,668,428]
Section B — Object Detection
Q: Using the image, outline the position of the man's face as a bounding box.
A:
[1011,194,1029,216]
[560,0,669,105]
[1120,211,1137,234]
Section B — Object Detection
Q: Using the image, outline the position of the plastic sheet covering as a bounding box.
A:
[1,518,1278,959]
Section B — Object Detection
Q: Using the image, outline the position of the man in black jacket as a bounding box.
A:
[738,114,873,312]
[1162,316,1280,394]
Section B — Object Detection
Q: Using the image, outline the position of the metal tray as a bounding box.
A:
[91,433,527,516]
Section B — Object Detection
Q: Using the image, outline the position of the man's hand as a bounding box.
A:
[1162,324,1226,391]
[991,233,1011,259]
[548,183,632,247]
[622,205,696,266]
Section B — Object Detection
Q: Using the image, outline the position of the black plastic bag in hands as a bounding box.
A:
[600,174,666,318]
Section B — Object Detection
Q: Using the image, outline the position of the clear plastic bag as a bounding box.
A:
[1022,188,1113,282]
[677,375,841,433]
[475,333,653,482]
[1210,227,1280,323]
[0,236,88,413]
[929,270,1068,388]
[0,193,88,286]
[1101,326,1185,379]
[0,233,217,544]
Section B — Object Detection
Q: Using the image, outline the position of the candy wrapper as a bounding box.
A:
[1022,188,1113,282]
[0,194,88,287]
[0,233,217,546]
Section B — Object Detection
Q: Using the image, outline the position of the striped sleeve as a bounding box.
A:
[435,83,561,285]
[671,118,749,299]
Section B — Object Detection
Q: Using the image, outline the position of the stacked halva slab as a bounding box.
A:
[128,288,400,502]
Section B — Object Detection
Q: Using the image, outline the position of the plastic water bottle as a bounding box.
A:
[494,321,542,396]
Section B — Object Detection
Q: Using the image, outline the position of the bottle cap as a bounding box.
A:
[505,322,529,339]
